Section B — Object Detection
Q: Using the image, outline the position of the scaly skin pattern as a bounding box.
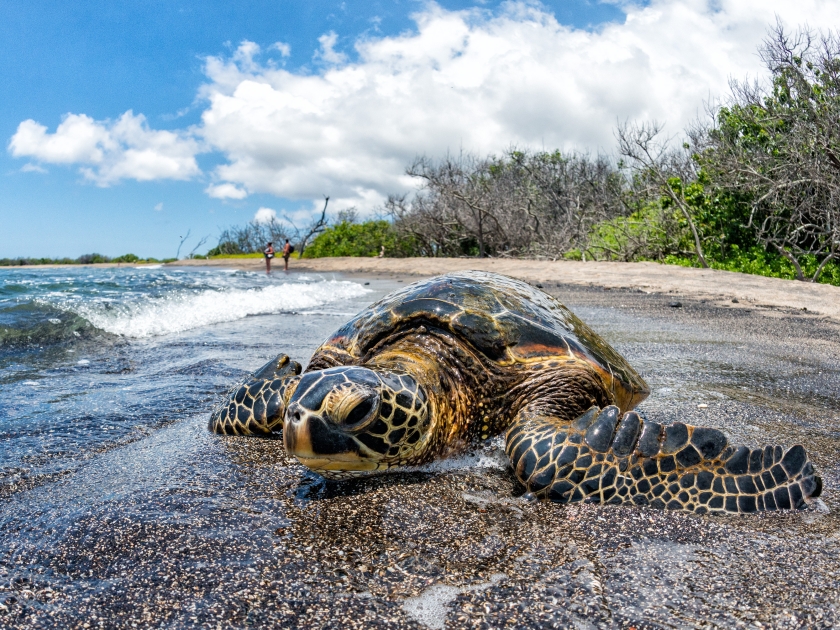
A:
[507,405,821,514]
[209,271,823,513]
[282,365,431,478]
[209,355,301,435]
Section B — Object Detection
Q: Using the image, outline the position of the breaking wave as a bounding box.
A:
[45,279,369,338]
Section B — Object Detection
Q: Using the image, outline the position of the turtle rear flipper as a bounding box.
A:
[209,354,301,436]
[506,405,822,514]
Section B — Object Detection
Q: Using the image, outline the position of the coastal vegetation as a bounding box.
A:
[208,24,840,286]
[0,253,173,266]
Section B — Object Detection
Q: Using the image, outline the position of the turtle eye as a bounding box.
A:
[331,388,381,430]
[345,397,378,427]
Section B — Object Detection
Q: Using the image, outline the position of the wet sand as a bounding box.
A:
[2,274,839,628]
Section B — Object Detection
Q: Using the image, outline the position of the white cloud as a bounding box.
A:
[197,0,840,211]
[20,163,47,173]
[9,1,840,212]
[253,207,277,223]
[205,182,248,199]
[10,114,109,164]
[273,42,292,57]
[8,111,200,186]
[315,31,347,64]
[154,202,163,211]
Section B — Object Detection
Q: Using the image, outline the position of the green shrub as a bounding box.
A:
[112,253,140,263]
[663,246,840,286]
[206,241,244,256]
[208,252,263,259]
[303,220,413,258]
[583,204,682,262]
[77,253,110,264]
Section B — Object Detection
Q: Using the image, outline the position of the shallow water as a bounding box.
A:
[0,266,372,498]
[1,269,839,628]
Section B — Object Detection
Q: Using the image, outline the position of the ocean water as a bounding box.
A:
[0,265,376,499]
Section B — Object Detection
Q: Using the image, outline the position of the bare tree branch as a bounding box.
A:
[176,230,191,260]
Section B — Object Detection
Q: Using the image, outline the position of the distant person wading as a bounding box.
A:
[282,239,293,272]
[263,242,275,275]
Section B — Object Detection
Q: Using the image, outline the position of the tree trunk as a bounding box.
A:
[811,250,836,283]
[775,245,805,281]
[478,210,485,257]
[666,190,709,269]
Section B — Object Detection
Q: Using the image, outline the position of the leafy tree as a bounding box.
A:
[698,22,840,282]
[77,253,110,264]
[616,122,710,267]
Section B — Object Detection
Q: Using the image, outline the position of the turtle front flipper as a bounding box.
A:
[506,405,822,514]
[209,354,301,436]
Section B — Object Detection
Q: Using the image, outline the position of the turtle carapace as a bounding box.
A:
[209,271,821,514]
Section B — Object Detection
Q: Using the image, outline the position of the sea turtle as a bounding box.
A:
[209,271,822,514]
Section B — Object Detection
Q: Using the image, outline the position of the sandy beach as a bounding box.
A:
[173,257,840,321]
[1,264,839,628]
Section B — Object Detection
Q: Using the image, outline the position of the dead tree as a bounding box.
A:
[292,196,330,258]
[406,155,503,257]
[176,230,192,260]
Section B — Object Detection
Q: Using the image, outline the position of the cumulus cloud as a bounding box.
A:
[196,0,840,211]
[253,207,278,223]
[205,182,248,199]
[315,31,348,64]
[8,111,200,186]
[9,1,840,209]
[10,114,109,164]
[272,42,292,57]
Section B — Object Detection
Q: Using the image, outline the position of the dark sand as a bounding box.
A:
[2,273,839,629]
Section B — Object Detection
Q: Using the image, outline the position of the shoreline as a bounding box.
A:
[182,257,840,321]
[4,256,839,321]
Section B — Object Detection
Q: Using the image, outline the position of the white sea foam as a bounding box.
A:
[399,437,508,475]
[53,280,369,338]
[402,574,506,629]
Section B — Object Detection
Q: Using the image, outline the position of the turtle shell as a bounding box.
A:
[316,271,649,410]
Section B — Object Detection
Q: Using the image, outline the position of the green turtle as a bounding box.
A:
[209,271,821,514]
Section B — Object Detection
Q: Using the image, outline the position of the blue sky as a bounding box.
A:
[2,0,838,259]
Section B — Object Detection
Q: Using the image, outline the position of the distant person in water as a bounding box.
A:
[263,242,275,275]
[282,239,293,272]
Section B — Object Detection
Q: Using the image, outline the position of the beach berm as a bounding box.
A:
[175,256,840,322]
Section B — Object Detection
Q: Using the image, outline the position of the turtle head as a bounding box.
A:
[283,366,430,478]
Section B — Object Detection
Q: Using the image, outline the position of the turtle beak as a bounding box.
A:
[284,402,373,474]
[283,402,309,455]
